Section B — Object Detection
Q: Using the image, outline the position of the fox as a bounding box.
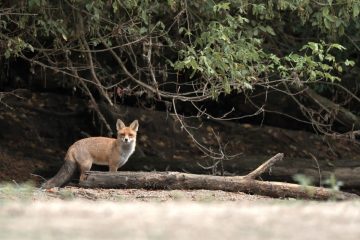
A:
[42,119,139,189]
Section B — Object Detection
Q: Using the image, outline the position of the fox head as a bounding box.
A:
[116,119,139,144]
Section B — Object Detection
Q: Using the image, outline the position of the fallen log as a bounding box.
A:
[80,153,358,200]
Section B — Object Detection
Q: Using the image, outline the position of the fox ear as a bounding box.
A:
[130,120,139,131]
[116,119,126,131]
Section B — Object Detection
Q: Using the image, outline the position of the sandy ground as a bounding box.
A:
[1,200,360,240]
[0,188,360,240]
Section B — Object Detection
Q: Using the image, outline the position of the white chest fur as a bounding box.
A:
[118,142,135,167]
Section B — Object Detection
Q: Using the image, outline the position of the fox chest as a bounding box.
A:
[115,144,135,166]
[119,150,132,163]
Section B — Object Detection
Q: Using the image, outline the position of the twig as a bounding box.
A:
[244,153,284,180]
[81,36,114,106]
[30,173,47,181]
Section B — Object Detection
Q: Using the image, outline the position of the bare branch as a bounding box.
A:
[81,37,113,106]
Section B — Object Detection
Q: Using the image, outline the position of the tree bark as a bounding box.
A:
[122,155,360,190]
[80,153,358,200]
[79,171,357,200]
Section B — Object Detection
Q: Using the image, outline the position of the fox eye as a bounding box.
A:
[119,133,125,137]
[128,134,134,137]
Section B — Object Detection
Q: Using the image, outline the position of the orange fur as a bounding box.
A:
[42,119,138,188]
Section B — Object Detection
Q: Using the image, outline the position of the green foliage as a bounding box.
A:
[274,41,351,83]
[174,8,263,96]
[0,0,358,99]
[5,38,34,59]
[293,173,344,191]
[173,1,356,97]
[293,174,314,187]
[324,174,343,191]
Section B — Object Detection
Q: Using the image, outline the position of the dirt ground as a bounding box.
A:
[34,187,274,202]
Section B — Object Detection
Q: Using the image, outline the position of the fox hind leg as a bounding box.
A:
[79,161,92,181]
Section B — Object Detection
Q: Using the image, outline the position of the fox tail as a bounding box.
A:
[42,160,77,189]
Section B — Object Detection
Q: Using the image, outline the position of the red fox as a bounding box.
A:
[42,119,139,189]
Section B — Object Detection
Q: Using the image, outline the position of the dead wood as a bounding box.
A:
[79,153,358,200]
[243,153,283,179]
[305,88,360,130]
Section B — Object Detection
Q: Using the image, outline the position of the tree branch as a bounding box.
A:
[244,153,284,180]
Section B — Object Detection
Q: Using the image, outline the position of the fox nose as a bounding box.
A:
[124,138,129,142]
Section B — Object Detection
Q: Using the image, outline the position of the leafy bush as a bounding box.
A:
[0,0,359,134]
